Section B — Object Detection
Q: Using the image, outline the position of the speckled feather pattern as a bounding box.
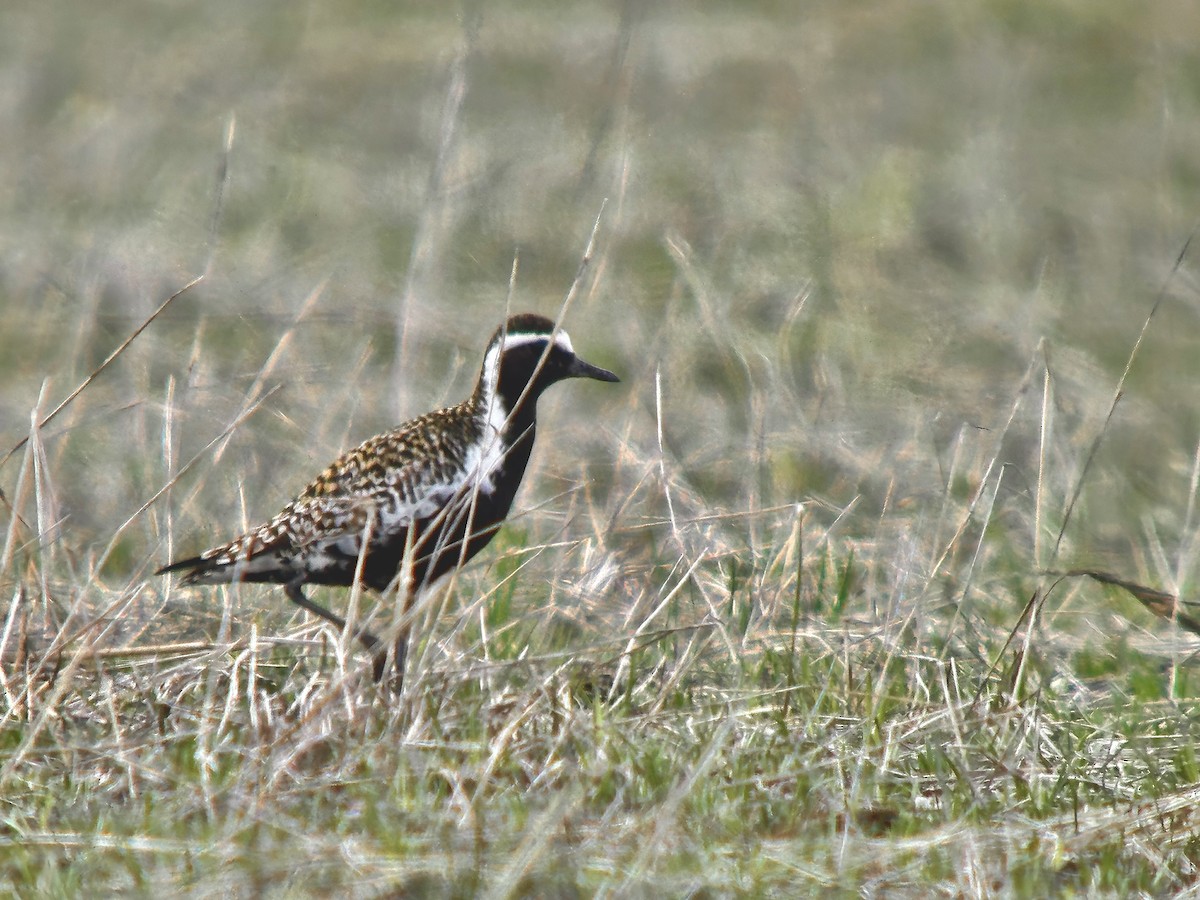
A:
[179,398,496,583]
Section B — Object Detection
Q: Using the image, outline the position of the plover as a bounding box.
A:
[158,313,619,684]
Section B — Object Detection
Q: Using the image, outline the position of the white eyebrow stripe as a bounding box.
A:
[499,330,575,355]
[478,328,575,405]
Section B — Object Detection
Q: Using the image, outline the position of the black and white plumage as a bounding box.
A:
[157,313,619,683]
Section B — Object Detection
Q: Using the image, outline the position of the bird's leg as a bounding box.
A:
[285,580,382,656]
[368,630,408,688]
[285,581,403,687]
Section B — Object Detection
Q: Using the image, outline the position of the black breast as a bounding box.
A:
[355,424,538,594]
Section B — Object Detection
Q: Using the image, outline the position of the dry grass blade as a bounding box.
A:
[392,26,475,400]
[1049,227,1197,561]
[210,278,327,466]
[927,343,1043,587]
[0,115,235,472]
[0,275,203,471]
[1067,569,1200,636]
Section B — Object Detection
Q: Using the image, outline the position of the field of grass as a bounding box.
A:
[6,0,1200,895]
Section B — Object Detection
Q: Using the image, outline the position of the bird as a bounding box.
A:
[157,313,619,685]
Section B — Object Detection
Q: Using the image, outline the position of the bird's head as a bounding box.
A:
[477,313,619,418]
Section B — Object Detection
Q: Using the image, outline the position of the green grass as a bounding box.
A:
[6,0,1200,895]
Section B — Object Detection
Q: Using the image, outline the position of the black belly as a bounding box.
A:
[301,432,533,596]
[366,480,517,593]
[289,483,516,593]
[289,420,539,598]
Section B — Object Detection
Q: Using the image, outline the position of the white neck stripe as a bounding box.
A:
[478,329,575,406]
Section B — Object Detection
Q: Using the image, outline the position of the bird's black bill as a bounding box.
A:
[568,356,620,383]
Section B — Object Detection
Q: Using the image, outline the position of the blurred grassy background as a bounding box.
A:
[4,0,1200,569]
[6,0,1200,893]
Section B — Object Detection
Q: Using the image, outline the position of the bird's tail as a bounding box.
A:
[156,545,290,585]
[155,553,226,584]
